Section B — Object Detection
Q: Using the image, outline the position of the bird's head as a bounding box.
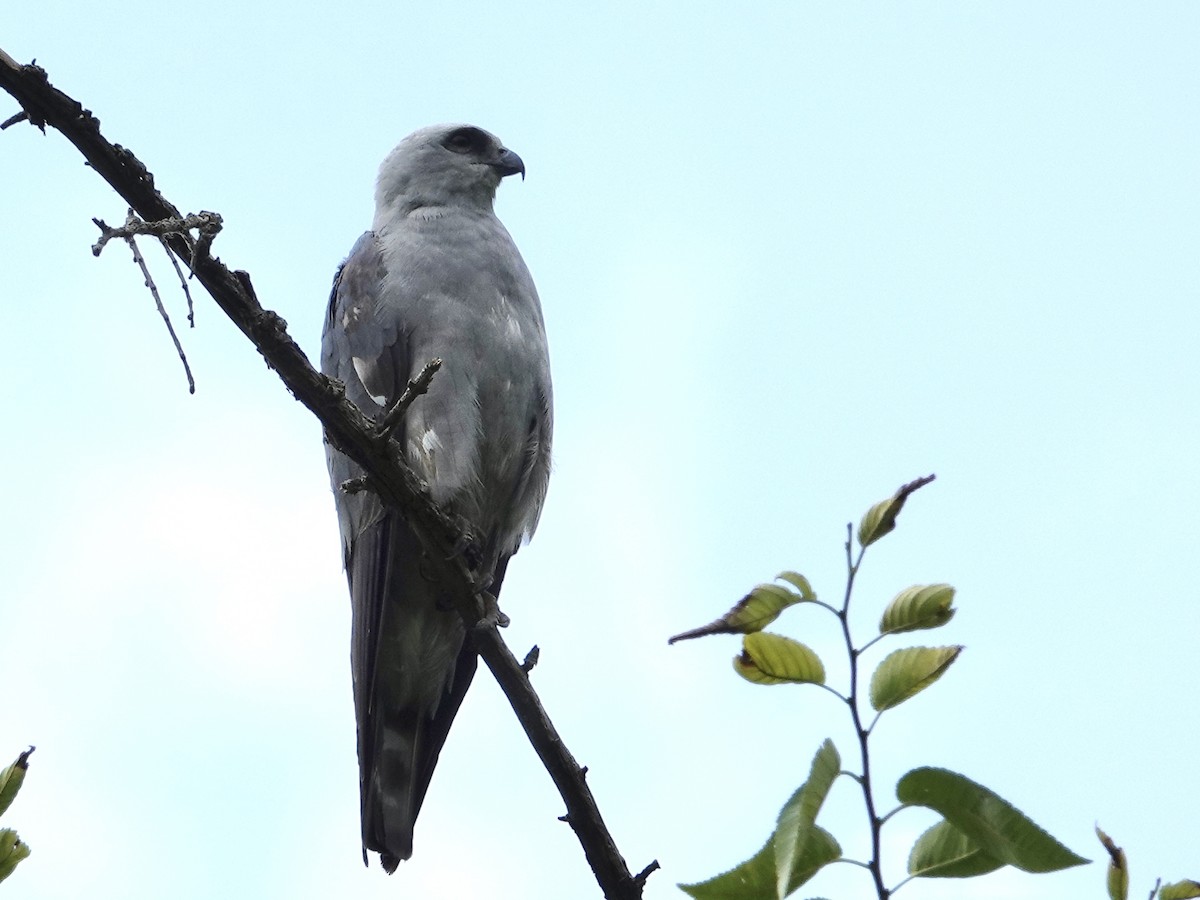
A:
[374,124,525,218]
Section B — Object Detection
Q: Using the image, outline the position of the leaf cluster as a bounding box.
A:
[672,478,1093,899]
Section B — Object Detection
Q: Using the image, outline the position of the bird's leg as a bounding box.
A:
[446,530,508,623]
[476,590,510,629]
[428,544,510,628]
[444,520,484,570]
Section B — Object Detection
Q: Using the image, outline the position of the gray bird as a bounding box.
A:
[321,124,553,871]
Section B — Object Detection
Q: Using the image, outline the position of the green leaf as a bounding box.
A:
[774,741,841,899]
[776,571,816,601]
[0,829,30,884]
[670,583,808,644]
[896,767,1089,873]
[679,827,841,900]
[869,646,961,711]
[1095,825,1128,900]
[734,633,825,686]
[908,818,1005,878]
[856,475,935,548]
[879,585,956,635]
[1160,881,1200,900]
[0,748,33,818]
[727,585,804,633]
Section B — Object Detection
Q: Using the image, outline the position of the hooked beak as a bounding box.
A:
[492,147,525,180]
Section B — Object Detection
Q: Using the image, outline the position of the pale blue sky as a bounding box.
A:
[2,4,1198,899]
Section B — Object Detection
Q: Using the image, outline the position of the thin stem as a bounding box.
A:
[857,632,888,655]
[889,874,915,895]
[833,857,874,871]
[865,709,884,737]
[813,681,852,705]
[811,599,844,618]
[838,532,889,899]
[877,804,905,827]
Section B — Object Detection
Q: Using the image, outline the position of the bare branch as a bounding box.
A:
[1,50,645,899]
[92,209,223,258]
[374,357,443,440]
[121,234,195,394]
[160,237,196,327]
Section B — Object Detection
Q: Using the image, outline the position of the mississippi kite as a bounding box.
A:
[321,124,553,871]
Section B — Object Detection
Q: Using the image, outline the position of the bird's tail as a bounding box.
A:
[363,706,424,871]
[360,637,477,870]
[352,516,482,869]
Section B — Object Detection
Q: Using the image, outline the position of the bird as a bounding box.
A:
[321,124,553,871]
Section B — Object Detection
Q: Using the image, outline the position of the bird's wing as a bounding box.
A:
[322,229,479,868]
[321,230,394,556]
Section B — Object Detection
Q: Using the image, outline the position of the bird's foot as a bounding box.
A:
[478,591,510,629]
[448,528,485,573]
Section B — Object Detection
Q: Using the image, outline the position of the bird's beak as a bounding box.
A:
[492,147,525,181]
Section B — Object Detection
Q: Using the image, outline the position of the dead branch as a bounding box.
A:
[0,50,655,899]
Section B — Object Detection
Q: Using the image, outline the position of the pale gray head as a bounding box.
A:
[374,124,525,217]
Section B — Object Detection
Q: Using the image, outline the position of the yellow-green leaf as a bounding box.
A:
[880,585,956,635]
[897,767,1089,873]
[0,748,33,818]
[734,633,825,686]
[857,474,935,548]
[1160,881,1200,900]
[776,571,816,601]
[1095,825,1128,900]
[0,829,30,884]
[869,646,961,711]
[670,583,806,644]
[908,818,1004,878]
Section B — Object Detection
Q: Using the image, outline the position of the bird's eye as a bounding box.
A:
[443,128,484,155]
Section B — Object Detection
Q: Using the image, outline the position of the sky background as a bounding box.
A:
[2,4,1198,899]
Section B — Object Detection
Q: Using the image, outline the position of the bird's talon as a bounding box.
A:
[476,592,509,629]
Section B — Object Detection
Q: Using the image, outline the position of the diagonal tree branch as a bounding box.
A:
[0,49,651,899]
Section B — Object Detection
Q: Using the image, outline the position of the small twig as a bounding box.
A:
[124,235,195,394]
[160,238,196,327]
[91,209,223,258]
[632,860,660,888]
[0,109,26,129]
[521,645,540,673]
[374,358,443,440]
